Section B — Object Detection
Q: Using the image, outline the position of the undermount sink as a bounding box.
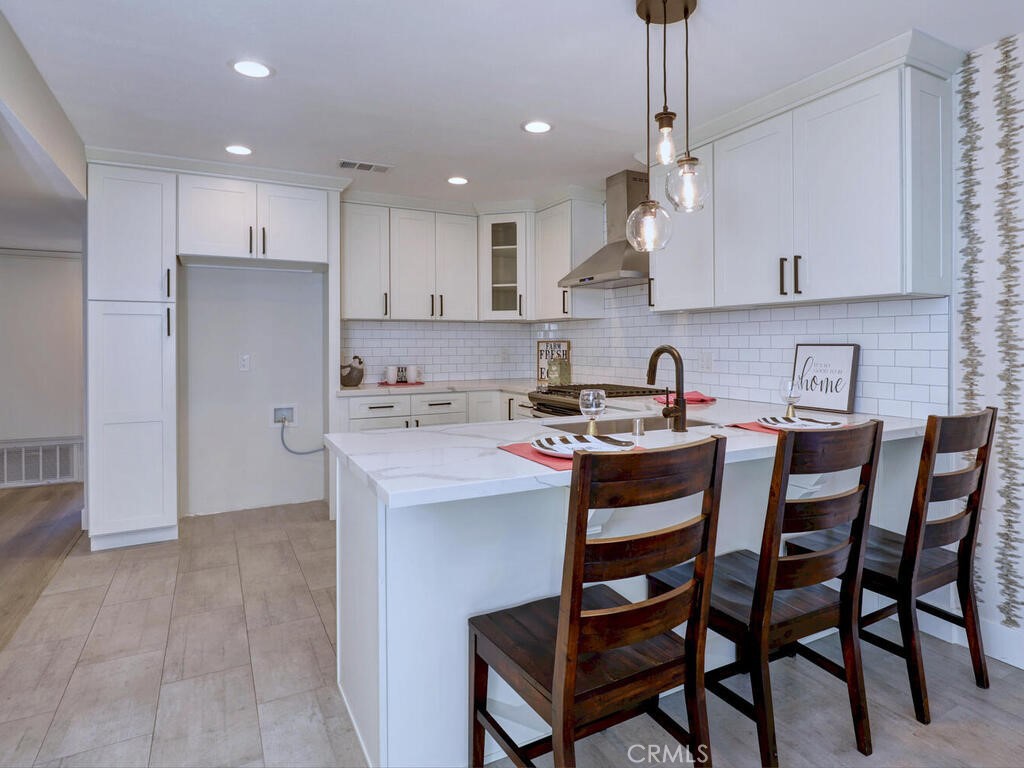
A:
[552,415,712,436]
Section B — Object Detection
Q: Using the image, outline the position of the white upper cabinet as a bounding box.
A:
[342,203,390,319]
[649,148,715,312]
[479,213,528,320]
[713,113,795,307]
[257,183,329,262]
[178,175,327,262]
[434,213,478,320]
[793,69,902,301]
[534,200,605,320]
[178,175,257,258]
[390,208,437,320]
[705,65,951,309]
[87,165,176,302]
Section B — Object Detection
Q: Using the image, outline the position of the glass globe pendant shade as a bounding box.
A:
[626,200,673,252]
[665,155,709,213]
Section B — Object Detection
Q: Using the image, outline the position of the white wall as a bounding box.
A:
[184,266,324,516]
[0,252,82,441]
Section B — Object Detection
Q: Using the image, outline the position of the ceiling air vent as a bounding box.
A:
[339,159,393,174]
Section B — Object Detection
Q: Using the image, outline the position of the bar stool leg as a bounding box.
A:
[958,574,990,689]
[897,592,930,724]
[839,616,872,756]
[469,634,488,767]
[749,645,779,768]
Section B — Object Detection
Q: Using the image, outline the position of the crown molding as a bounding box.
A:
[85,147,353,191]
[341,189,477,215]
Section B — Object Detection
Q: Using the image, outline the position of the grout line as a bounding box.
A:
[237,517,267,766]
[147,544,181,767]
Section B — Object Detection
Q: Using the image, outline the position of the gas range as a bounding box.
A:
[528,383,666,417]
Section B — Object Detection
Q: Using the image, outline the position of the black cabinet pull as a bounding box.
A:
[518,294,523,317]
[779,257,788,295]
[415,418,420,427]
[368,405,395,410]
[249,226,253,254]
[262,227,267,255]
[648,277,655,307]
[440,295,444,317]
[794,254,803,295]
[405,420,410,428]
[562,289,568,314]
[431,294,435,317]
[427,401,452,407]
[166,268,171,298]
[166,307,171,337]
[507,397,513,420]
[384,292,389,316]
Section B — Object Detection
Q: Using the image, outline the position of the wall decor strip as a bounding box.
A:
[993,35,1024,628]
[956,50,987,595]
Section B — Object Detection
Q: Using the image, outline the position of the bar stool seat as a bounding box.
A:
[652,550,844,645]
[470,584,690,719]
[789,525,959,593]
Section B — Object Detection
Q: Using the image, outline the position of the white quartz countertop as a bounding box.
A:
[325,397,927,509]
[335,378,537,398]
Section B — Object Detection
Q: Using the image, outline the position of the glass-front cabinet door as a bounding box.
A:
[479,212,528,320]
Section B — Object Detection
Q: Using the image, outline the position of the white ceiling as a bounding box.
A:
[1,0,1023,204]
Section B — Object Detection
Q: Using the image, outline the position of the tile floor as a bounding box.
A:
[0,501,363,768]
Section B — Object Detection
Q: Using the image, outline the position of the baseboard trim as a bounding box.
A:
[88,525,177,552]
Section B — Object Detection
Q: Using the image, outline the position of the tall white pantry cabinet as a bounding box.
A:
[86,164,178,550]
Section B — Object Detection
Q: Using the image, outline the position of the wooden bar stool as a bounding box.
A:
[468,437,728,767]
[786,408,997,724]
[647,420,883,768]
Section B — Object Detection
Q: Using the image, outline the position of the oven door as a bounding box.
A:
[530,401,580,418]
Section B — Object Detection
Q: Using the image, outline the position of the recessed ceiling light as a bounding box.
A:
[522,120,552,134]
[448,176,468,185]
[232,60,272,78]
[225,145,252,156]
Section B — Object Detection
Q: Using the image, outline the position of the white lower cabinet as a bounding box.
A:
[466,391,501,423]
[348,415,414,432]
[86,301,176,546]
[503,392,535,420]
[346,393,467,431]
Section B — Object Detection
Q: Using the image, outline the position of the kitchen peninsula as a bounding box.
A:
[326,398,928,767]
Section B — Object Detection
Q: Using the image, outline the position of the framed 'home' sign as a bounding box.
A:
[792,343,859,413]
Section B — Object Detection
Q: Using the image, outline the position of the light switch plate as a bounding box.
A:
[239,353,252,372]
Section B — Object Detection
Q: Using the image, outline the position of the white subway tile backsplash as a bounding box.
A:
[342,294,949,417]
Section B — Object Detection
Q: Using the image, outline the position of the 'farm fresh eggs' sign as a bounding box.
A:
[793,343,860,413]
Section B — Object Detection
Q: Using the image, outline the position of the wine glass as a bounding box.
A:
[779,379,802,420]
[579,389,607,436]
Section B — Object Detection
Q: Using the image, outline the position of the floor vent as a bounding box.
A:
[339,159,393,173]
[0,438,81,488]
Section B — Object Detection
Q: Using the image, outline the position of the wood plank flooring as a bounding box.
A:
[0,483,83,651]
[1,497,1021,766]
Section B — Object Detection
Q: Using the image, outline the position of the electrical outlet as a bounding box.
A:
[273,406,295,426]
[698,349,714,373]
[239,353,252,372]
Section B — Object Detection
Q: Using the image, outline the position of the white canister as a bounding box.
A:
[385,365,399,385]
[406,364,420,384]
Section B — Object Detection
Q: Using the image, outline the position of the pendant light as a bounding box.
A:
[626,12,672,253]
[665,2,709,212]
[654,0,677,166]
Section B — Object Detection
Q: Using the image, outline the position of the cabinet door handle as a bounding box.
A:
[166,307,171,337]
[440,295,444,317]
[562,289,568,314]
[779,257,788,296]
[368,405,395,410]
[793,254,803,295]
[249,226,253,254]
[384,292,389,317]
[415,418,420,427]
[648,277,655,307]
[507,397,513,420]
[518,294,523,317]
[166,268,171,298]
[427,401,452,407]
[431,294,435,317]
[262,227,267,255]
[405,420,410,428]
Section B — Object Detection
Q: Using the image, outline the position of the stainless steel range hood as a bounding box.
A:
[558,170,649,289]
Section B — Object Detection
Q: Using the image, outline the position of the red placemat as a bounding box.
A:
[377,381,426,387]
[728,422,779,435]
[499,442,647,470]
[654,390,717,405]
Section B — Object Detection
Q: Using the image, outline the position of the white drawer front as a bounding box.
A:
[411,392,467,416]
[413,413,465,428]
[348,415,412,432]
[349,395,411,419]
